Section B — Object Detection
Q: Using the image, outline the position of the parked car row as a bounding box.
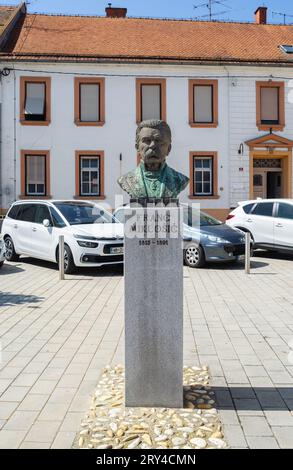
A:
[0,234,6,269]
[113,204,246,268]
[226,198,293,254]
[1,200,123,274]
[1,198,292,273]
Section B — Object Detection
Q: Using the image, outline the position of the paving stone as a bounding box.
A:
[18,394,49,411]
[0,386,30,402]
[271,426,293,449]
[223,424,248,448]
[239,416,273,437]
[51,431,76,449]
[3,411,38,431]
[230,386,256,399]
[19,442,51,449]
[30,380,58,395]
[264,410,293,427]
[255,391,287,409]
[13,374,40,387]
[1,256,293,448]
[0,402,19,420]
[246,436,279,449]
[233,398,263,415]
[0,430,27,449]
[38,403,69,421]
[25,421,61,443]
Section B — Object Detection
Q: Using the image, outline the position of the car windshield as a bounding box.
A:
[53,202,115,225]
[183,207,222,227]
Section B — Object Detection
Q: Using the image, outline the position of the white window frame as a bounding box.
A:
[80,156,100,197]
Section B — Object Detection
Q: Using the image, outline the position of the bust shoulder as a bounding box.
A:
[166,165,189,193]
[117,167,142,197]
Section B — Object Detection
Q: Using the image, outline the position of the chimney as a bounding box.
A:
[255,6,267,24]
[105,4,127,18]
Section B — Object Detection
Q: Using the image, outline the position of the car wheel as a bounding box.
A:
[4,236,19,262]
[57,244,76,274]
[184,244,206,268]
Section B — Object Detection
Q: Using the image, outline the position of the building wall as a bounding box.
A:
[1,62,293,217]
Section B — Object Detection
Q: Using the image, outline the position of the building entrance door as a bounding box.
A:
[267,171,282,198]
[253,158,283,199]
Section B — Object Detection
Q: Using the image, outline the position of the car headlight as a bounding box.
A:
[205,234,230,244]
[77,240,99,248]
[73,234,99,241]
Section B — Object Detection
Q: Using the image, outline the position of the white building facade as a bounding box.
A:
[1,7,293,219]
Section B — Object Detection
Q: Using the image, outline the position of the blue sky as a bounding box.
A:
[3,0,293,24]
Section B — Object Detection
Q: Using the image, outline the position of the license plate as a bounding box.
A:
[110,246,124,255]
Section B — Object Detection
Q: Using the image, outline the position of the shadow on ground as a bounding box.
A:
[253,250,293,262]
[0,291,44,307]
[213,386,293,412]
[198,260,270,271]
[0,263,24,275]
[14,257,124,277]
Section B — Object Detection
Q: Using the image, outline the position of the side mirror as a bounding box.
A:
[43,219,51,227]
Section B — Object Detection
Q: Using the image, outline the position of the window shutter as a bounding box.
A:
[80,84,100,122]
[141,84,161,121]
[261,87,279,122]
[25,83,45,115]
[194,85,213,123]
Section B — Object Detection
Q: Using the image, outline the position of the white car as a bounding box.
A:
[0,234,6,268]
[1,200,123,273]
[226,198,293,253]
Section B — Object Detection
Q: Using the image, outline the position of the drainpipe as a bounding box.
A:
[0,78,2,214]
[13,66,16,202]
[224,65,231,208]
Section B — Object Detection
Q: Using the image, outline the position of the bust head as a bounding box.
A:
[135,120,172,171]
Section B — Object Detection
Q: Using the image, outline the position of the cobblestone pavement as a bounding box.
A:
[0,252,293,449]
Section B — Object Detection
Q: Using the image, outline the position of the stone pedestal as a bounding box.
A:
[124,199,183,408]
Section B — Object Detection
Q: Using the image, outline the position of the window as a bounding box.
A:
[74,78,105,126]
[20,77,51,125]
[277,203,293,220]
[251,202,274,217]
[253,175,263,186]
[34,205,52,224]
[243,203,255,214]
[136,79,166,123]
[189,152,218,198]
[280,45,293,54]
[50,207,66,228]
[20,151,51,198]
[53,202,114,225]
[7,205,21,220]
[189,80,218,127]
[18,204,37,222]
[26,155,46,196]
[256,81,285,131]
[75,151,105,199]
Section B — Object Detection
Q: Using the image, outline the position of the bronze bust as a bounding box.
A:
[117,120,189,198]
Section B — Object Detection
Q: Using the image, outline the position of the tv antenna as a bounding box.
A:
[272,11,293,25]
[193,0,232,21]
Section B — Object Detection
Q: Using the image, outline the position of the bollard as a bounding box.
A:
[245,232,251,275]
[59,235,65,280]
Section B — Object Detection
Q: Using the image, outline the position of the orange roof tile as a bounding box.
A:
[2,14,293,64]
[0,5,19,36]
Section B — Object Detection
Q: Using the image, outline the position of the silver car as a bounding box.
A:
[114,204,246,268]
[0,234,6,268]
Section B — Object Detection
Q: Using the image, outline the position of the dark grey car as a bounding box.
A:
[114,205,246,268]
